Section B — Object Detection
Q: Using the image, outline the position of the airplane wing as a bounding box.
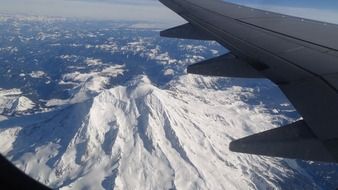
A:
[159,0,338,162]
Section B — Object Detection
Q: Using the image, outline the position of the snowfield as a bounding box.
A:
[0,75,319,189]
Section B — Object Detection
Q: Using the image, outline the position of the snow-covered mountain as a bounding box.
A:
[0,74,319,190]
[0,16,337,189]
[0,89,35,115]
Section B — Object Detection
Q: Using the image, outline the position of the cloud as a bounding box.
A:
[0,0,183,24]
[67,0,157,5]
[1,0,338,25]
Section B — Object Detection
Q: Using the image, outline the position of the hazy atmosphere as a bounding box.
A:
[1,0,338,24]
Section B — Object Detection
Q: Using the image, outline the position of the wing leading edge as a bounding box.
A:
[160,0,338,163]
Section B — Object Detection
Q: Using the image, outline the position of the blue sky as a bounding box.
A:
[228,0,338,24]
[1,0,338,24]
[229,0,338,9]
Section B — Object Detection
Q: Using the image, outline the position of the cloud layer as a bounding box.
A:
[0,0,182,23]
[1,0,338,24]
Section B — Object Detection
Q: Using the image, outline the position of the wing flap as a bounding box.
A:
[187,53,262,78]
[160,23,214,40]
[229,120,336,162]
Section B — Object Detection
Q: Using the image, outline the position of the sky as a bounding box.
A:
[1,0,338,24]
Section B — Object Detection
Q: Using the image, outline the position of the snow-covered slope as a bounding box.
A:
[0,89,35,115]
[0,75,319,189]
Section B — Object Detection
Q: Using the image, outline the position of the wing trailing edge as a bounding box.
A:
[187,54,263,78]
[229,120,336,162]
[160,23,214,40]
